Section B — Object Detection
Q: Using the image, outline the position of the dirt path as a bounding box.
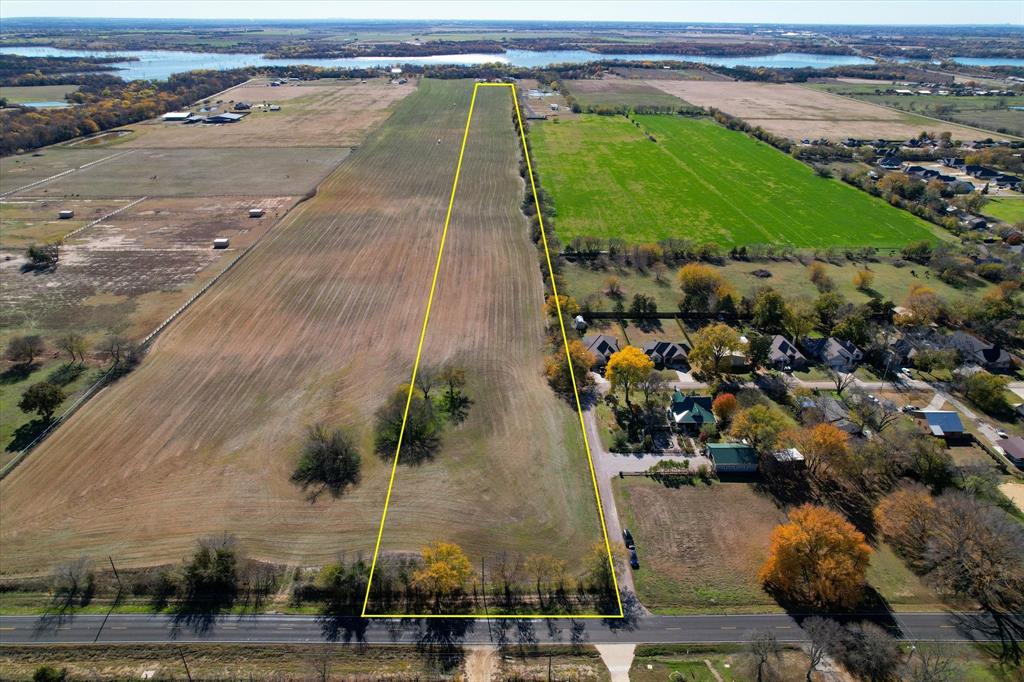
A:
[464,646,498,682]
[999,482,1024,514]
[596,644,635,682]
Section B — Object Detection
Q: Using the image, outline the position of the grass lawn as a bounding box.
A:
[531,114,943,247]
[630,644,811,682]
[0,84,79,104]
[866,542,951,610]
[564,258,992,313]
[613,478,785,613]
[984,196,1024,225]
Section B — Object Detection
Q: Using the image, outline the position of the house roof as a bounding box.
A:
[642,340,689,364]
[582,334,619,361]
[944,331,1009,367]
[668,391,714,425]
[707,442,758,466]
[769,335,805,363]
[803,337,860,363]
[922,410,965,436]
[998,436,1024,461]
[772,447,805,462]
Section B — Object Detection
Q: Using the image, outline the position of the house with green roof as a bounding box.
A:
[706,442,759,474]
[666,389,715,435]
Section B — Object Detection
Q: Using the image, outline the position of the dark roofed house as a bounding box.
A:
[707,442,759,474]
[963,215,988,230]
[582,334,619,369]
[204,112,246,123]
[921,410,966,439]
[667,390,715,434]
[998,436,1024,468]
[768,335,806,370]
[642,340,689,369]
[802,337,862,372]
[233,101,252,111]
[878,156,902,170]
[945,331,1011,370]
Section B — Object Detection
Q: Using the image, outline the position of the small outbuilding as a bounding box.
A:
[161,111,192,122]
[58,210,75,219]
[707,442,759,474]
[204,112,246,124]
[998,436,1024,468]
[248,208,265,218]
[213,238,230,249]
[920,410,967,440]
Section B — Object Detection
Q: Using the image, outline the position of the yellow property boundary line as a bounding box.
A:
[361,82,623,619]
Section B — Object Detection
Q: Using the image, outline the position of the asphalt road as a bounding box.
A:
[1,611,1018,646]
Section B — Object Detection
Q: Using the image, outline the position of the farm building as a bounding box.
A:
[249,208,266,218]
[919,410,966,440]
[707,442,759,474]
[666,390,714,434]
[582,334,619,368]
[58,210,74,219]
[234,101,252,111]
[269,105,281,111]
[213,238,230,249]
[998,436,1024,468]
[162,111,193,122]
[204,112,246,124]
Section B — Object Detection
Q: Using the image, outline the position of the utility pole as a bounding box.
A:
[177,647,193,682]
[481,556,491,641]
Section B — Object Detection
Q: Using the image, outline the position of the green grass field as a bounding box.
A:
[984,196,1024,224]
[531,114,942,247]
[0,84,79,104]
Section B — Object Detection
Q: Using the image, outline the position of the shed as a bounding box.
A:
[204,112,245,123]
[58,210,75,219]
[997,436,1024,468]
[707,442,759,474]
[213,238,230,249]
[268,104,281,111]
[161,111,192,121]
[249,208,265,218]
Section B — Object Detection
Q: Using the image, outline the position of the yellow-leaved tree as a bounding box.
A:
[605,345,654,407]
[759,504,871,608]
[411,541,473,596]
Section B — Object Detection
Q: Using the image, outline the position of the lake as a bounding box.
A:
[0,46,874,81]
[953,56,1024,67]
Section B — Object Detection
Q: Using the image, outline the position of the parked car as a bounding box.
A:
[629,548,640,569]
[997,430,1009,439]
[622,528,635,549]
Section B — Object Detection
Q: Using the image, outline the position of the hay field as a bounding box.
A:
[530,114,940,247]
[645,80,985,140]
[0,80,602,577]
[9,148,350,198]
[122,78,414,148]
[0,149,118,195]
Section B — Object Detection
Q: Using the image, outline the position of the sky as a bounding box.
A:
[2,0,1022,25]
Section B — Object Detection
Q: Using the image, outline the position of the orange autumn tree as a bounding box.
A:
[759,505,871,608]
[873,484,936,567]
[711,393,738,424]
[411,541,473,595]
[796,423,850,476]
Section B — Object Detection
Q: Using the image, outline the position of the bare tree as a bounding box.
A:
[901,646,960,682]
[802,617,843,682]
[827,369,855,396]
[841,622,902,682]
[57,333,87,364]
[5,334,44,366]
[747,629,782,682]
[415,365,439,400]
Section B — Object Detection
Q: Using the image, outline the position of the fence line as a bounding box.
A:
[0,150,135,198]
[61,196,148,242]
[0,230,267,481]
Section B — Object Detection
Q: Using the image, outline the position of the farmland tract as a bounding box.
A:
[7,147,351,197]
[563,78,690,110]
[121,78,415,148]
[530,114,941,247]
[364,85,609,615]
[0,80,603,579]
[645,80,987,140]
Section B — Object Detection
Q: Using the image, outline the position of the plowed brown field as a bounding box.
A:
[0,80,601,577]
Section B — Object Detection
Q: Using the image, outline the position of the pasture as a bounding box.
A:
[121,78,414,148]
[530,114,941,247]
[985,196,1024,224]
[0,149,115,195]
[0,84,79,104]
[0,80,605,581]
[644,80,985,140]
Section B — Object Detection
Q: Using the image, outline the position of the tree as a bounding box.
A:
[606,346,654,408]
[901,646,960,682]
[32,666,68,682]
[411,542,472,595]
[415,365,439,400]
[925,492,1024,614]
[604,276,622,298]
[784,298,817,341]
[729,404,790,454]
[827,368,855,396]
[56,333,87,364]
[543,294,579,320]
[583,542,615,593]
[629,292,657,324]
[815,291,846,331]
[963,371,1012,417]
[746,332,771,371]
[18,382,65,422]
[95,334,140,369]
[807,262,835,292]
[711,393,738,424]
[544,339,595,401]
[752,288,788,334]
[798,423,849,475]
[181,536,238,609]
[676,262,729,312]
[874,484,936,566]
[438,365,470,423]
[374,386,441,464]
[852,269,875,291]
[291,424,361,499]
[803,617,844,682]
[524,554,567,603]
[841,622,902,682]
[759,504,872,608]
[5,334,44,366]
[688,323,743,379]
[832,313,870,347]
[638,370,668,415]
[746,630,781,682]
[25,241,60,269]
[900,284,943,326]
